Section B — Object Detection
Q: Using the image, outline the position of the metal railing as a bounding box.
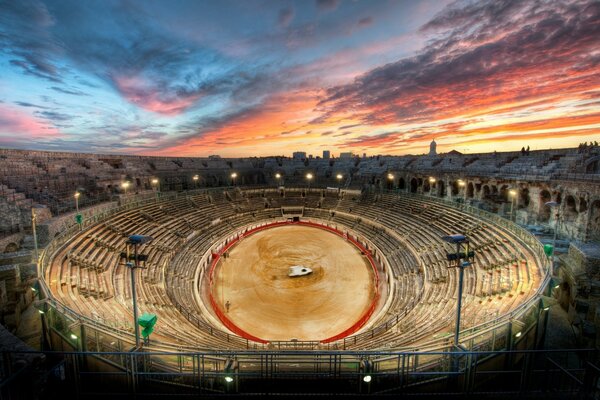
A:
[1,348,597,397]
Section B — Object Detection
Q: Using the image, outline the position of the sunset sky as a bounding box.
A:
[0,0,598,157]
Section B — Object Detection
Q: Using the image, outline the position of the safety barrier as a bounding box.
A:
[206,220,381,344]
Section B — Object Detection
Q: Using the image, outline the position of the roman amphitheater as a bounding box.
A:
[0,146,599,397]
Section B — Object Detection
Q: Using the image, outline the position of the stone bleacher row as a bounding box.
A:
[43,187,544,351]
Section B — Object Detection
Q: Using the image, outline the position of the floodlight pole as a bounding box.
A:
[442,234,474,349]
[125,235,153,349]
[454,243,465,347]
[130,243,141,349]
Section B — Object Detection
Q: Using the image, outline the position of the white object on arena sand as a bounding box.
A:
[288,266,313,277]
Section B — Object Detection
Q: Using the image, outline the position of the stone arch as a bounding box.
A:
[410,178,418,193]
[437,180,446,197]
[519,188,530,209]
[555,192,562,205]
[4,243,18,253]
[564,195,578,223]
[580,197,588,213]
[424,181,431,193]
[399,177,406,190]
[482,185,491,199]
[539,190,552,222]
[500,185,510,201]
[467,183,474,198]
[590,200,600,241]
[385,176,394,190]
[585,156,600,173]
[451,181,459,196]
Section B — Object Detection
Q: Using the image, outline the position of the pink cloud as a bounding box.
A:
[114,75,202,116]
[0,105,61,138]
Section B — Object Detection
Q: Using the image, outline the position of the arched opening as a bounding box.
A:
[482,185,491,199]
[467,183,474,198]
[500,185,509,201]
[451,181,459,196]
[385,177,394,190]
[589,200,600,241]
[410,178,418,193]
[4,243,18,253]
[519,188,530,210]
[399,177,406,190]
[539,190,552,222]
[438,180,446,197]
[564,195,578,223]
[580,198,587,213]
[424,181,431,193]
[586,157,600,173]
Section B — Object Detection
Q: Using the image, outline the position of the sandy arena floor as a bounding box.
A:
[212,225,376,341]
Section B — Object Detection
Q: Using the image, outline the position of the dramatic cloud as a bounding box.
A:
[318,0,600,151]
[0,0,64,82]
[0,105,61,138]
[0,0,597,156]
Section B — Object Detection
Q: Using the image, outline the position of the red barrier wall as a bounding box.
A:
[207,220,380,344]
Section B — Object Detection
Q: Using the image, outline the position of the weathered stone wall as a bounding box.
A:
[0,232,25,253]
[37,200,118,245]
[0,264,22,330]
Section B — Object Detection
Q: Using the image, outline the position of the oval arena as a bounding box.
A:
[42,187,547,352]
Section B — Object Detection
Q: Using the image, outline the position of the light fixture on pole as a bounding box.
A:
[151,178,159,201]
[223,357,238,388]
[360,357,373,383]
[387,173,394,192]
[306,173,313,191]
[429,177,436,196]
[122,181,130,196]
[74,191,83,230]
[457,179,466,203]
[509,189,517,222]
[123,234,153,349]
[442,234,475,348]
[275,173,282,187]
[192,174,199,189]
[231,172,237,186]
[74,191,80,213]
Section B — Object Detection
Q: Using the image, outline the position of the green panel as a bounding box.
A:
[75,214,83,224]
[138,313,157,328]
[544,244,554,257]
[141,325,154,338]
